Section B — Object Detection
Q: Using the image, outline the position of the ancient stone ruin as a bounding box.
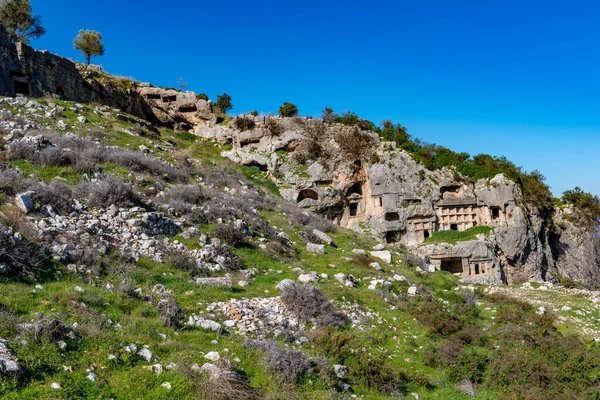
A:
[195,115,599,285]
[0,29,215,131]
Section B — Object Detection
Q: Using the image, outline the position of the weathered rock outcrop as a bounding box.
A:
[195,115,600,286]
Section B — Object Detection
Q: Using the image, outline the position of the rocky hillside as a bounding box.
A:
[0,95,598,400]
[197,115,600,286]
[0,34,599,399]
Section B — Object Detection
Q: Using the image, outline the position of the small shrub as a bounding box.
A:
[292,122,328,164]
[562,186,600,229]
[244,340,311,384]
[152,287,184,329]
[354,254,377,268]
[233,116,256,131]
[197,93,209,101]
[163,247,208,276]
[213,244,244,271]
[214,224,246,247]
[0,225,42,280]
[0,305,22,339]
[321,107,337,123]
[312,326,406,393]
[28,180,73,214]
[438,339,465,364]
[279,283,347,328]
[449,347,489,384]
[38,147,78,167]
[414,298,462,336]
[159,185,206,215]
[195,370,259,400]
[0,169,22,195]
[265,117,284,136]
[75,178,142,208]
[335,128,374,162]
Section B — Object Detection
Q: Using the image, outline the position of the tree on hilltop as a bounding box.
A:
[0,0,45,44]
[73,29,104,65]
[216,93,233,113]
[279,102,299,117]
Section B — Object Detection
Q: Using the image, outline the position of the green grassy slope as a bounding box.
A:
[0,98,598,400]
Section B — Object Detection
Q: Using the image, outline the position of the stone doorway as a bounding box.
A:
[13,80,29,96]
[440,258,464,274]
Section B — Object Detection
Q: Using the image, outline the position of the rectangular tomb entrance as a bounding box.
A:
[440,258,464,274]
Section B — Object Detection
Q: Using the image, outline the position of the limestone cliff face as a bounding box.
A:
[196,115,600,286]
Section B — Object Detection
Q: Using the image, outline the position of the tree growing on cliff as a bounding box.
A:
[562,186,600,229]
[279,102,299,117]
[215,93,233,113]
[0,0,45,44]
[73,29,104,65]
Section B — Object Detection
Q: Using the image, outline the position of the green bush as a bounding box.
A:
[562,186,600,229]
[233,116,256,131]
[312,327,406,393]
[279,102,299,117]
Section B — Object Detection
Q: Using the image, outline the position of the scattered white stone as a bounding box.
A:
[407,286,418,296]
[333,364,349,378]
[51,382,61,389]
[138,348,152,362]
[276,279,295,290]
[369,262,382,271]
[161,382,171,389]
[223,320,236,328]
[14,193,34,213]
[87,372,96,382]
[370,250,392,264]
[151,364,163,374]
[536,306,546,315]
[187,316,222,333]
[307,243,325,254]
[312,229,333,245]
[297,273,319,283]
[204,351,220,362]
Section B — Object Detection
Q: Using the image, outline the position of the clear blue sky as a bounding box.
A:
[32,0,600,196]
